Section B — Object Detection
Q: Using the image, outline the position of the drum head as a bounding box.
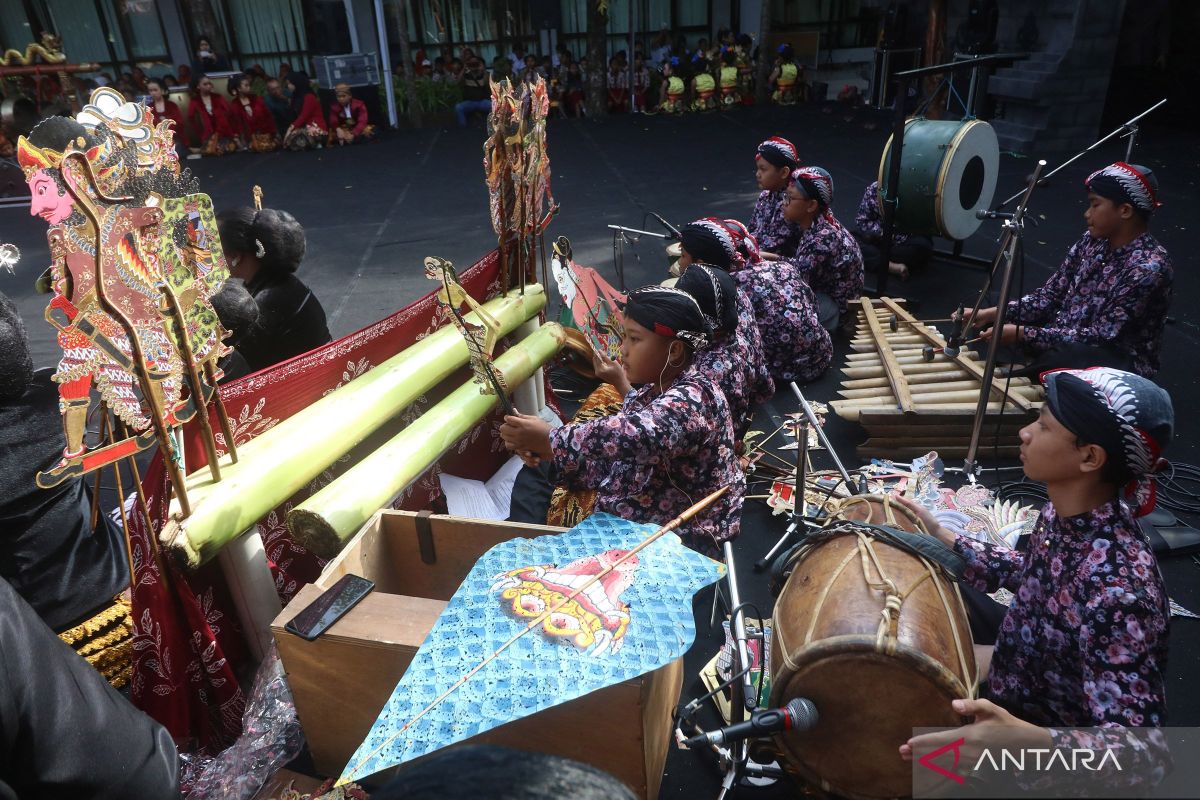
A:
[936,120,999,241]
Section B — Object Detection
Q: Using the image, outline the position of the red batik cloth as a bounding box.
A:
[129,251,535,753]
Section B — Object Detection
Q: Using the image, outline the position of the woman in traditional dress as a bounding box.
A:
[186,74,237,156]
[216,206,331,371]
[500,286,744,557]
[228,73,280,152]
[146,78,184,152]
[282,71,328,151]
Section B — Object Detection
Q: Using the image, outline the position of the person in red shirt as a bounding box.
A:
[283,71,327,151]
[187,74,237,156]
[146,78,185,152]
[328,83,375,146]
[228,73,279,152]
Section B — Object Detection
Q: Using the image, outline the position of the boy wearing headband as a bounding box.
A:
[748,137,801,258]
[898,367,1171,783]
[969,162,1172,377]
[499,286,744,557]
[783,166,864,330]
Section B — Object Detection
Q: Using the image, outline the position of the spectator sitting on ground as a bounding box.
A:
[456,57,493,127]
[445,57,464,84]
[264,77,293,134]
[562,59,584,117]
[607,56,628,112]
[328,83,375,145]
[217,207,332,372]
[509,43,527,74]
[491,55,513,82]
[210,279,258,382]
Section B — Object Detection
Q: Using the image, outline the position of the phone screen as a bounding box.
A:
[285,574,375,640]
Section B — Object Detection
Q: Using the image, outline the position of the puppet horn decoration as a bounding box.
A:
[337,485,731,785]
[288,322,568,557]
[160,285,547,568]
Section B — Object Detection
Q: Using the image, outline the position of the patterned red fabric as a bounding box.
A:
[130,252,516,752]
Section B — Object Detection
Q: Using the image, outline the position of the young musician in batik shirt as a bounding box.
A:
[899,368,1172,785]
[970,163,1172,378]
[853,179,932,280]
[783,166,864,330]
[719,218,832,384]
[499,286,744,558]
[747,137,801,257]
[676,220,774,433]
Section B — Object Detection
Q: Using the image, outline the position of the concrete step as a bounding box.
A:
[988,74,1044,100]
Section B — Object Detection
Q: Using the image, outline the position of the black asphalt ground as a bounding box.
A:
[2,100,1198,797]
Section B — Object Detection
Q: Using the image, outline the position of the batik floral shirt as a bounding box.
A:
[853,180,909,245]
[549,363,745,558]
[954,498,1170,782]
[789,213,864,316]
[748,189,801,256]
[732,259,832,383]
[1005,232,1172,377]
[691,289,774,438]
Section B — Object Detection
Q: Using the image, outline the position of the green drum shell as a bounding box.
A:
[878,118,999,241]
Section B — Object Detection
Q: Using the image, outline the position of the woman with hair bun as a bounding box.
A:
[216,207,331,371]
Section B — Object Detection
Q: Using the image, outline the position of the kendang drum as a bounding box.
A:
[666,241,683,278]
[879,118,999,241]
[769,494,976,800]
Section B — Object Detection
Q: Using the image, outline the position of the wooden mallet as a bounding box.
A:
[922,336,984,361]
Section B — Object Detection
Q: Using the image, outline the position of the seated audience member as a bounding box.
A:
[264,77,294,134]
[145,78,185,150]
[210,279,259,382]
[373,745,635,800]
[748,137,801,257]
[0,576,180,799]
[187,74,237,155]
[562,59,585,117]
[607,56,629,112]
[217,207,332,371]
[282,71,328,151]
[784,166,864,330]
[499,285,744,558]
[718,48,741,107]
[328,83,376,145]
[455,57,493,128]
[853,179,932,280]
[632,54,650,112]
[899,367,1172,788]
[690,56,717,112]
[0,293,132,686]
[228,72,280,152]
[658,58,686,114]
[968,162,1172,378]
[769,44,799,104]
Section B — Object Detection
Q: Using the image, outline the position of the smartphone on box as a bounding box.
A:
[284,574,375,641]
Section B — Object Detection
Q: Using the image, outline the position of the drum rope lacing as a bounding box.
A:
[781,501,979,698]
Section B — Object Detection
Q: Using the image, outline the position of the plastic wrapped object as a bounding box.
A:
[184,642,304,800]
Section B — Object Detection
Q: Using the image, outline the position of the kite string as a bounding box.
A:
[340,484,731,782]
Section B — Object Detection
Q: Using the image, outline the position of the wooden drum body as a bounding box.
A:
[769,495,975,800]
[879,118,999,241]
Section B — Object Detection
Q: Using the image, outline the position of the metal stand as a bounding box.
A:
[755,414,808,572]
[961,159,1045,479]
[791,383,856,488]
[608,224,666,292]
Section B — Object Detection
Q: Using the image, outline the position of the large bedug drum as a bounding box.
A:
[769,495,976,800]
[879,118,999,242]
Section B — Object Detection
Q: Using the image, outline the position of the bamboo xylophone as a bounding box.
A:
[830,297,1043,460]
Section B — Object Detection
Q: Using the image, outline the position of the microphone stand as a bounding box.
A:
[961,159,1045,480]
[755,413,808,572]
[608,224,666,291]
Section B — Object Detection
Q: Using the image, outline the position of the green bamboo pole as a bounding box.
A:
[162,286,547,567]
[287,322,566,558]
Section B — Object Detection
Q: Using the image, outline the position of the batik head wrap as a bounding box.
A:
[680,219,736,271]
[755,136,799,170]
[790,165,834,215]
[677,264,738,334]
[1084,162,1161,217]
[1042,367,1174,516]
[711,218,761,272]
[621,285,712,350]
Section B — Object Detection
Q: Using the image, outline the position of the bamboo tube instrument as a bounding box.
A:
[161,285,547,567]
[288,322,568,557]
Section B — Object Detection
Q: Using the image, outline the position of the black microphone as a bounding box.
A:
[683,698,817,747]
[649,211,682,240]
[975,209,1014,220]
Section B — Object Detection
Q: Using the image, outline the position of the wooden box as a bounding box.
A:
[271,511,682,798]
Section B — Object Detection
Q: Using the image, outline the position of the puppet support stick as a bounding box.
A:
[288,323,567,558]
[337,483,732,785]
[160,286,547,568]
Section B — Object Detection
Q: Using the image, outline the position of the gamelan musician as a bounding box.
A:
[897,367,1172,786]
[969,162,1172,378]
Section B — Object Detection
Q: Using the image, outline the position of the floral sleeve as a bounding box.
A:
[1005,239,1081,325]
[952,535,1027,593]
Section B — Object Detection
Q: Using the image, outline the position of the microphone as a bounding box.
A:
[683,698,817,748]
[975,209,1014,220]
[649,211,682,240]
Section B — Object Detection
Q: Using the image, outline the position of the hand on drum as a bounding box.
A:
[890,493,956,548]
[592,348,633,397]
[499,412,553,467]
[900,698,1051,771]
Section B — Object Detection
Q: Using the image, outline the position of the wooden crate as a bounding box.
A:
[271,511,681,798]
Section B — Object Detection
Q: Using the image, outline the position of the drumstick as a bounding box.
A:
[921,337,984,361]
